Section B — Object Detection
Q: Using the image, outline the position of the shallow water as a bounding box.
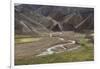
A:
[36,40,80,56]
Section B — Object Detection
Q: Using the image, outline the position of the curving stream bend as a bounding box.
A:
[36,40,80,56]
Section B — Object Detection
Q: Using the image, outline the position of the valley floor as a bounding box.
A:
[15,31,94,65]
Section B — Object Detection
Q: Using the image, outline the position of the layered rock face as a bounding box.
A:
[15,4,94,35]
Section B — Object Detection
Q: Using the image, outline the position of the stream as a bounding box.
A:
[36,40,80,56]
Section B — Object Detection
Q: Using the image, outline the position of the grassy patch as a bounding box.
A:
[15,38,41,44]
[15,48,93,65]
[15,37,94,65]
